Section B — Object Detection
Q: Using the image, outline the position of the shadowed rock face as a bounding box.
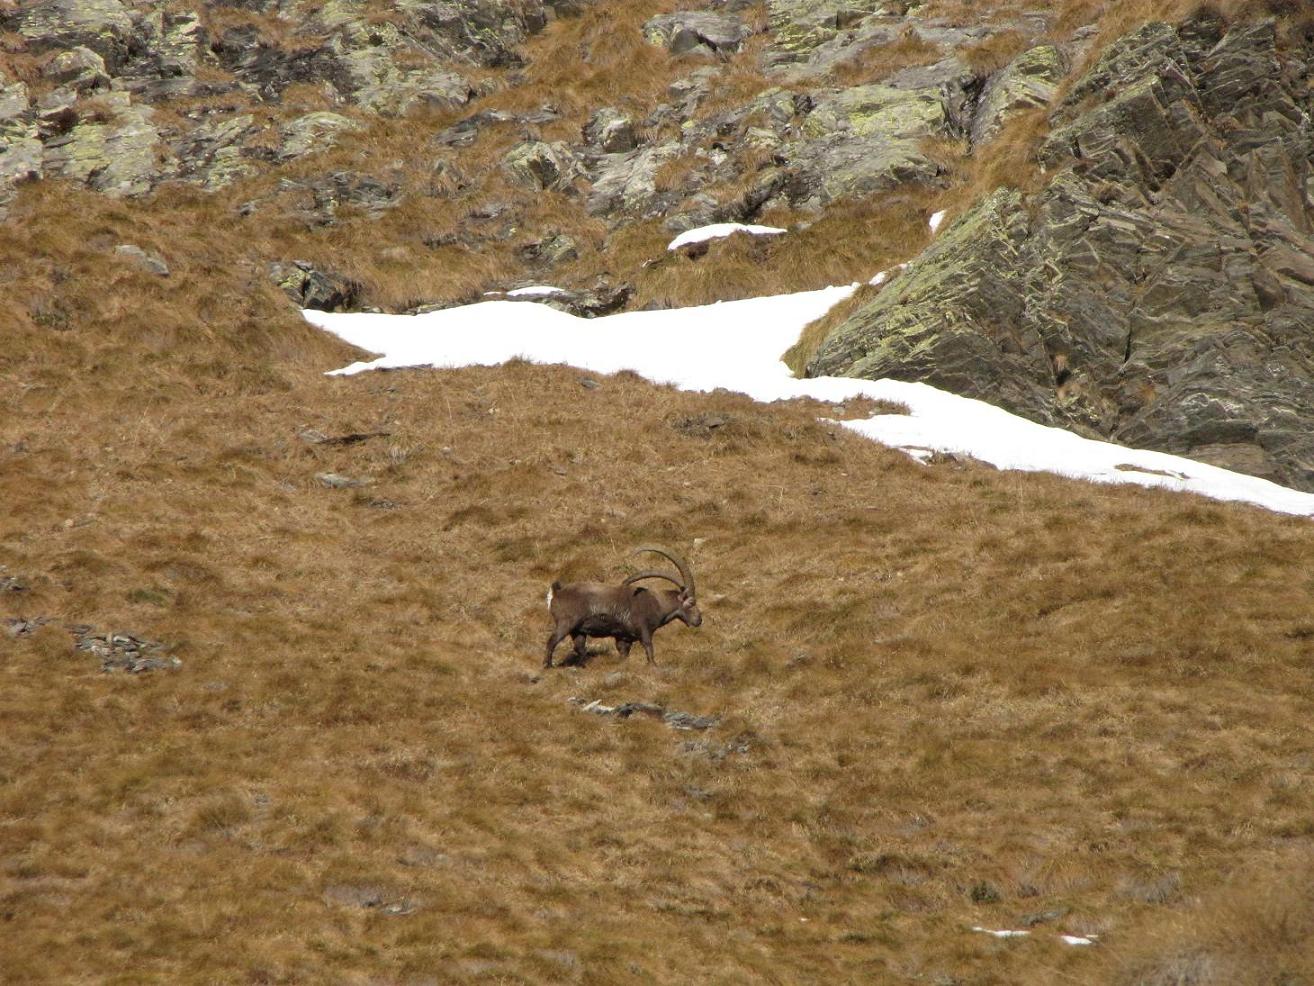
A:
[809,17,1314,490]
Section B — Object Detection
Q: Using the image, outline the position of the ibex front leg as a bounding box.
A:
[570,633,589,665]
[639,629,656,665]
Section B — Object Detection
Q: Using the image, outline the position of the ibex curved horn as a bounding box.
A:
[633,545,695,599]
[622,571,684,589]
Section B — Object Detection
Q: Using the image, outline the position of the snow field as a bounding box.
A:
[304,287,1314,517]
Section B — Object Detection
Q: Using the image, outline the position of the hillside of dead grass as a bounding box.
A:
[6,1,1314,982]
[5,339,1314,983]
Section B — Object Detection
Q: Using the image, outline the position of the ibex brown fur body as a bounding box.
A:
[544,546,702,668]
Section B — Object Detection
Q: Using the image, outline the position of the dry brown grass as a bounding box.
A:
[6,308,1314,982]
[482,0,692,121]
[1092,850,1314,984]
[605,187,939,311]
[959,29,1031,75]
[825,31,944,88]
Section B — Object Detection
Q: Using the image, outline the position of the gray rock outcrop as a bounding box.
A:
[809,17,1314,489]
[643,11,750,56]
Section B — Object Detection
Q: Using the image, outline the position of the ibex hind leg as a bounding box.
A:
[544,626,570,668]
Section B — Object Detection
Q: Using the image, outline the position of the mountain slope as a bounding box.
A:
[6,1,1314,983]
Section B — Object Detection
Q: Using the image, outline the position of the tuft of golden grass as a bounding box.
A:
[825,30,944,88]
[960,29,1032,75]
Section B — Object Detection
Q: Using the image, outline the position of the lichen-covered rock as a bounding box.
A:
[503,140,579,191]
[171,113,258,188]
[18,0,134,71]
[0,83,30,122]
[325,21,474,116]
[284,170,403,226]
[787,82,950,202]
[766,0,891,64]
[277,112,363,161]
[644,11,750,55]
[41,91,161,196]
[520,231,580,265]
[809,187,1044,406]
[269,260,360,311]
[119,9,204,100]
[393,0,550,67]
[810,17,1314,490]
[42,46,112,94]
[0,113,43,217]
[586,143,683,218]
[970,44,1065,144]
[584,108,638,153]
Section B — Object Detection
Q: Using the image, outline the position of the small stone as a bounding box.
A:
[502,140,578,191]
[113,244,169,276]
[584,108,638,153]
[1020,908,1069,927]
[579,377,600,390]
[316,472,368,489]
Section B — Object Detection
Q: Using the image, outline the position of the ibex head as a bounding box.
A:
[623,545,702,627]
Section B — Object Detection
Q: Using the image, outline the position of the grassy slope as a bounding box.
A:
[5,339,1314,983]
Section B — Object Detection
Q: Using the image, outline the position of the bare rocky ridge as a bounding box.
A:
[4,0,1314,487]
[809,16,1314,490]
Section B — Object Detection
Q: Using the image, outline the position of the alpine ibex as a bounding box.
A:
[544,546,702,668]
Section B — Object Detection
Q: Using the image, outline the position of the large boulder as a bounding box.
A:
[970,44,1066,144]
[809,17,1314,490]
[644,11,751,56]
[503,140,579,191]
[40,91,161,196]
[765,0,891,64]
[18,0,134,71]
[785,81,951,202]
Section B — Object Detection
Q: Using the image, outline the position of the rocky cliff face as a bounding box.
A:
[809,16,1314,489]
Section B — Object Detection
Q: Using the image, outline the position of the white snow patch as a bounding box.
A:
[667,223,787,251]
[929,209,947,233]
[972,927,1030,939]
[304,287,1314,517]
[869,262,908,286]
[506,285,567,298]
[1060,935,1097,946]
